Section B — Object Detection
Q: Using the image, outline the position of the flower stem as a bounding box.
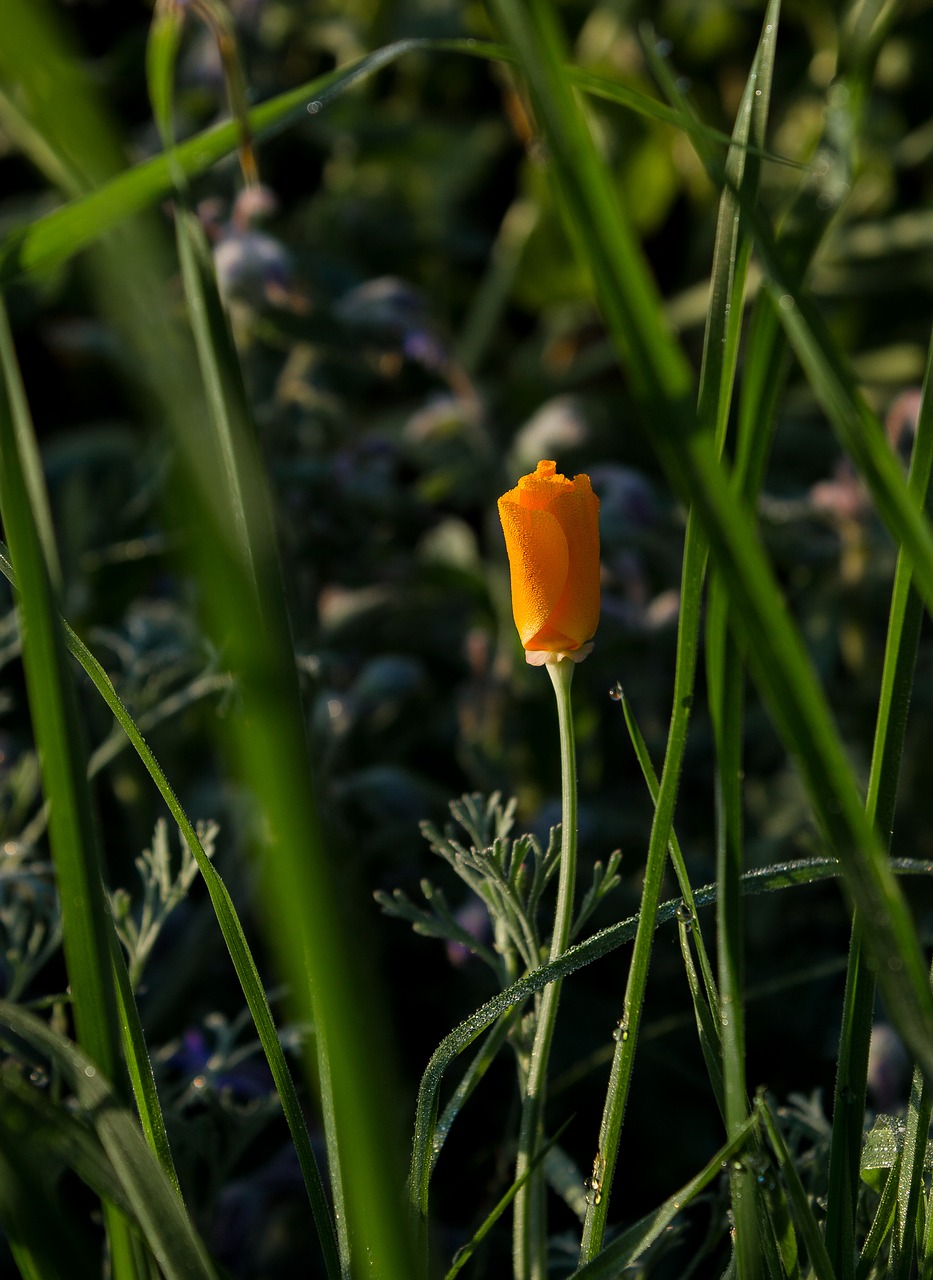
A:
[513,657,578,1280]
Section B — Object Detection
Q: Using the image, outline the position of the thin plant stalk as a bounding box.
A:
[513,657,578,1280]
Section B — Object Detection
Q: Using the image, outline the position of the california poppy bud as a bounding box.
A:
[498,459,600,665]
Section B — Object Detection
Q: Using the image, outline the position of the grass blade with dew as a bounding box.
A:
[678,6,780,1272]
[570,1110,761,1279]
[823,310,933,1276]
[486,0,933,1173]
[408,854,933,1225]
[891,1055,933,1278]
[856,1159,900,1280]
[578,4,780,1260]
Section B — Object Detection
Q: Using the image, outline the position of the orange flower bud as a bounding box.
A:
[498,460,600,664]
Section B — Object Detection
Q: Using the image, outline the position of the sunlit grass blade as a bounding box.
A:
[0,33,805,289]
[856,1159,899,1280]
[577,5,779,1261]
[0,1002,219,1280]
[892,1062,933,1277]
[487,0,933,1127]
[690,13,780,1271]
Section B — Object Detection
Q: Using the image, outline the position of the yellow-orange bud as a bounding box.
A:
[498,460,600,664]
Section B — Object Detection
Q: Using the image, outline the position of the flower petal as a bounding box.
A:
[497,497,569,648]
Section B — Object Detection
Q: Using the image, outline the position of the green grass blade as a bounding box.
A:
[487,0,933,1106]
[0,5,419,1273]
[168,187,348,1274]
[445,1124,569,1280]
[578,5,778,1258]
[570,1111,760,1279]
[0,1002,219,1280]
[760,1095,837,1280]
[825,330,933,1275]
[408,854,933,1223]
[692,8,780,1272]
[856,1158,899,1280]
[0,33,805,288]
[892,1063,933,1278]
[0,535,342,1280]
[0,304,137,1278]
[618,692,718,1014]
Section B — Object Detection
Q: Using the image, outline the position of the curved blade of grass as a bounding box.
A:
[892,1059,933,1278]
[0,34,804,288]
[487,0,933,1150]
[856,1157,900,1280]
[0,1001,219,1280]
[431,1007,519,1174]
[0,535,340,1280]
[1,299,182,1209]
[408,853,933,1224]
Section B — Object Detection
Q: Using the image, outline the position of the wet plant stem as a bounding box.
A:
[513,657,577,1280]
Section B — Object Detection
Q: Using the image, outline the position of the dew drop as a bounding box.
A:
[608,680,624,702]
[307,100,322,114]
[675,899,695,931]
[84,1065,95,1078]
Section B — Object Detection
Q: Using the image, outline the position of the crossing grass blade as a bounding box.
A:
[485,0,933,1121]
[569,1111,760,1279]
[0,31,804,290]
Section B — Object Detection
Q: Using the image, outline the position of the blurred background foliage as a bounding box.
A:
[3,0,933,1273]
